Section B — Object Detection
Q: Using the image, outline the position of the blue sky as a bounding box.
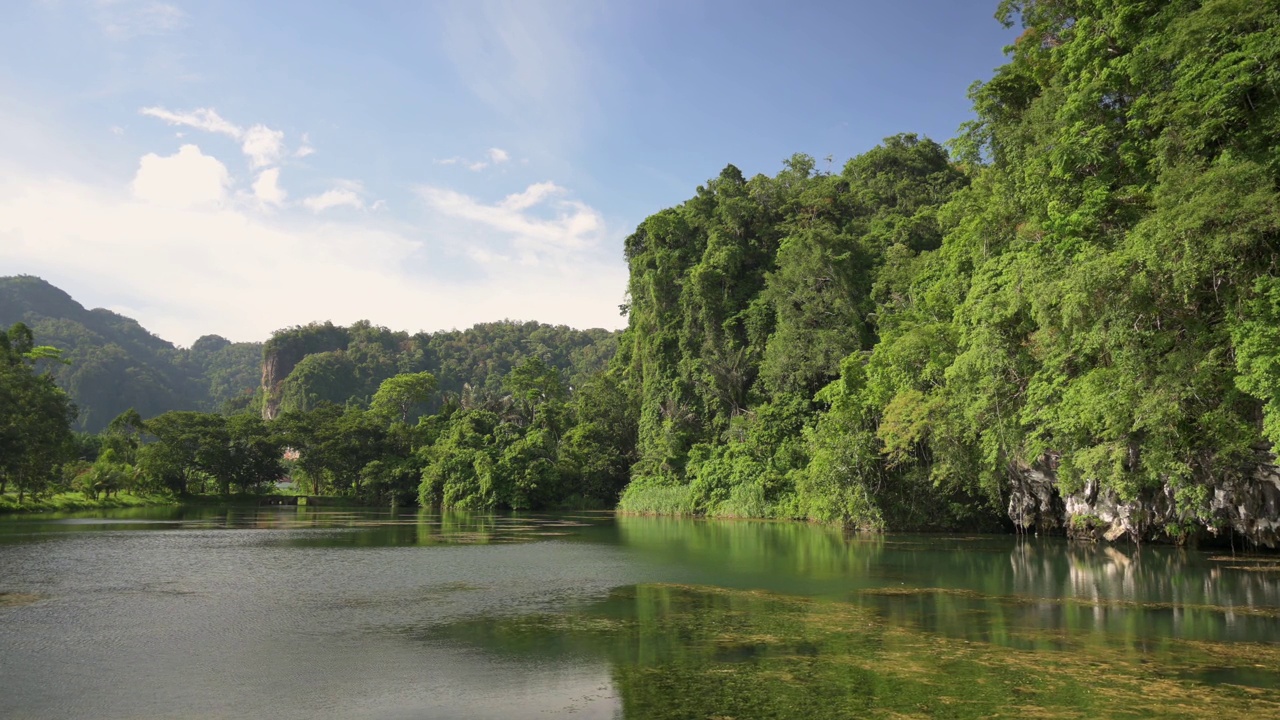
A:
[0,0,1017,345]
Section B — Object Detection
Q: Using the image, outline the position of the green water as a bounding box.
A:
[0,507,1277,718]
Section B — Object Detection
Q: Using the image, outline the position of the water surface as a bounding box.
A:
[1,507,1277,718]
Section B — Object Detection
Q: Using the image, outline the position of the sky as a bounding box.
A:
[0,0,1018,346]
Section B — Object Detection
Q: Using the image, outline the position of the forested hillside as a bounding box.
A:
[0,276,263,431]
[5,1,1279,546]
[0,276,619,434]
[615,0,1280,545]
[261,320,616,421]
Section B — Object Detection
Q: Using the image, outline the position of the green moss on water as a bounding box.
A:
[438,584,1280,719]
[0,592,41,607]
[858,586,1280,619]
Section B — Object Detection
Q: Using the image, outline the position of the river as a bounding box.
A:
[1,507,1277,718]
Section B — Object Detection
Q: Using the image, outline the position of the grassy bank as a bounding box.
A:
[0,491,177,514]
[616,482,697,516]
[0,491,381,514]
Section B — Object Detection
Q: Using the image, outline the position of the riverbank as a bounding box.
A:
[0,492,337,515]
[0,491,177,514]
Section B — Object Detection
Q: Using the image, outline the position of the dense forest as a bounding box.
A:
[259,319,616,420]
[4,1,1280,546]
[0,297,628,508]
[613,0,1280,547]
[0,275,263,431]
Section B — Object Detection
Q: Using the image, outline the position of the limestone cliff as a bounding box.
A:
[258,322,351,420]
[260,347,285,420]
[1008,454,1280,548]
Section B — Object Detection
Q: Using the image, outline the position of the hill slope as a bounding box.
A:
[0,275,263,431]
[0,276,620,432]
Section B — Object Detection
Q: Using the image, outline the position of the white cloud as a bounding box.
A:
[436,146,512,172]
[295,133,316,158]
[251,168,286,207]
[241,124,285,168]
[0,166,628,345]
[139,107,290,169]
[140,106,241,138]
[303,186,365,212]
[95,0,186,40]
[501,181,562,211]
[131,144,229,208]
[417,181,603,262]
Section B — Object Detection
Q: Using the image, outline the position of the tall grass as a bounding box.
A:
[617,481,697,516]
[706,481,773,519]
[0,492,176,514]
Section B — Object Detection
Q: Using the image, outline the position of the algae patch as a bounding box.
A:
[0,592,41,607]
[435,583,1280,719]
[858,585,1280,618]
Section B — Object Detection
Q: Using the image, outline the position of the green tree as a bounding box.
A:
[370,371,438,424]
[0,323,76,501]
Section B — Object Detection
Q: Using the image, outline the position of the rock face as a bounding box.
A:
[260,348,284,420]
[1007,465,1066,535]
[1009,454,1280,548]
[257,323,351,421]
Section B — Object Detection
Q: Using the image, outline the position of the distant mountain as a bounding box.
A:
[0,275,621,432]
[0,275,262,432]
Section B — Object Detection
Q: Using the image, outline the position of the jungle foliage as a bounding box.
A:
[262,318,616,421]
[8,2,1280,530]
[617,0,1280,530]
[0,275,265,431]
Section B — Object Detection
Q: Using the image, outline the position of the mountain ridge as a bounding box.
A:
[0,275,619,432]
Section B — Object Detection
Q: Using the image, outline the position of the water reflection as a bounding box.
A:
[0,506,607,547]
[440,582,1280,718]
[611,516,1280,645]
[1,507,1278,718]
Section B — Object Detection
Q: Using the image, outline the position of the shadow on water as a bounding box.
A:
[3,507,1279,718]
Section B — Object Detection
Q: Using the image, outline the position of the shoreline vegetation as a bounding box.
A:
[0,492,175,514]
[0,491,324,515]
[5,3,1280,548]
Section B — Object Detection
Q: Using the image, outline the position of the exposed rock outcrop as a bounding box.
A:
[1008,454,1280,548]
[258,322,351,420]
[260,348,284,420]
[1007,464,1066,535]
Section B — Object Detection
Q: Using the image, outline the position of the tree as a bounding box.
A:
[139,411,223,495]
[0,323,76,501]
[74,448,136,499]
[503,357,567,425]
[370,371,437,424]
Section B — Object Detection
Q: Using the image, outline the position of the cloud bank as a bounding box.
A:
[0,144,627,345]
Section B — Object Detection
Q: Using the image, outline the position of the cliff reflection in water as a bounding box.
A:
[435,520,1280,717]
[612,516,1280,646]
[441,579,1280,719]
[864,538,1280,647]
